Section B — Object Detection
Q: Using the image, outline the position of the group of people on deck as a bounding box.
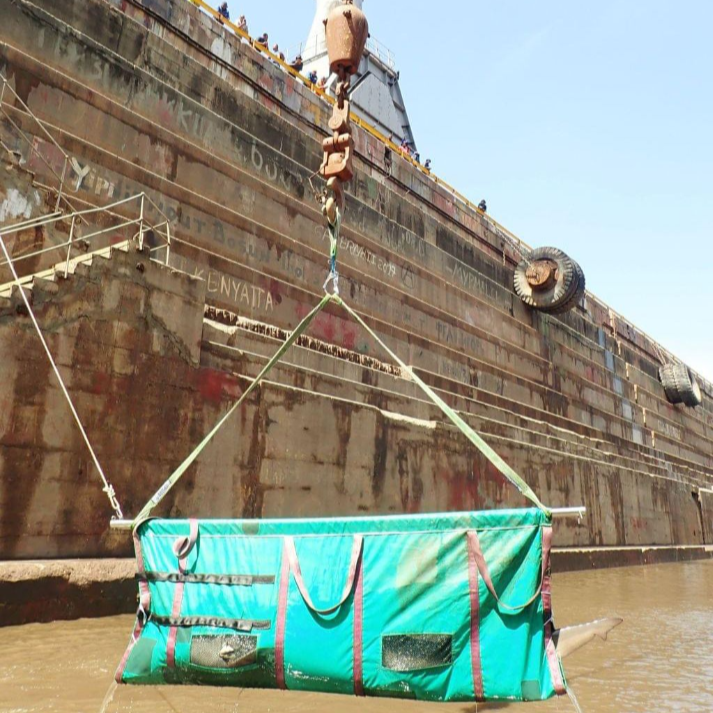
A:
[394,136,430,172]
[216,3,247,33]
[215,4,326,86]
[212,3,483,203]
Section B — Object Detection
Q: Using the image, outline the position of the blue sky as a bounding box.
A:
[225,1,713,380]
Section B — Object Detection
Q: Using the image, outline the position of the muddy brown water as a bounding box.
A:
[1,561,712,713]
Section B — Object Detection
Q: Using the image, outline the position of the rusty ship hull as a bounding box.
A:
[0,0,711,589]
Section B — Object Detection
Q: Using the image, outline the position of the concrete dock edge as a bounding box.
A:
[2,548,712,627]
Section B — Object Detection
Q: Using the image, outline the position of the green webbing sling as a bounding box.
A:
[134,209,546,522]
[135,290,547,524]
[333,297,549,514]
[134,293,333,523]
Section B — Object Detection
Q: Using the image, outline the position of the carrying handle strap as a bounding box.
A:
[172,519,199,573]
[467,530,543,613]
[284,535,364,615]
[335,297,549,514]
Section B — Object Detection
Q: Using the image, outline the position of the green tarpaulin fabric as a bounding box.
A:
[117,509,566,703]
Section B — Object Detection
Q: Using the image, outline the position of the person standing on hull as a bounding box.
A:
[216,2,229,22]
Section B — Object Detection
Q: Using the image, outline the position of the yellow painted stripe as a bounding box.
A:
[186,0,530,253]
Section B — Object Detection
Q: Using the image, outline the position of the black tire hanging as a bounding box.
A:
[659,363,702,408]
[514,247,585,314]
[548,259,586,314]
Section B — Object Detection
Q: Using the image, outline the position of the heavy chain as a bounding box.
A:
[317,68,354,294]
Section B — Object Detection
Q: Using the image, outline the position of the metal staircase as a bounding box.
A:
[0,70,174,296]
[0,193,173,300]
[0,239,130,300]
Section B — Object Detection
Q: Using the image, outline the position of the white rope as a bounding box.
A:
[97,681,118,713]
[567,685,585,712]
[0,232,124,519]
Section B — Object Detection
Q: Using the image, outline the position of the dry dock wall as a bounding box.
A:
[0,238,709,561]
[0,0,711,562]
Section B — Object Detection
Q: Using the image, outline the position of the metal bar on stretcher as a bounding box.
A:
[109,507,586,531]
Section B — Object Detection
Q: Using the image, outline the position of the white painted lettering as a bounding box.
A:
[71,158,91,191]
[177,104,192,131]
[251,142,263,171]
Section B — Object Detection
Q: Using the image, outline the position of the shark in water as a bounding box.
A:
[554,617,623,658]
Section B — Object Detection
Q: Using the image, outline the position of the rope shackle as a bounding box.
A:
[320,80,354,184]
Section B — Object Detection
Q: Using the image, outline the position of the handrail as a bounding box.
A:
[0,191,171,241]
[365,37,396,70]
[184,0,531,255]
[0,73,176,276]
[1,72,173,237]
[0,192,172,278]
[0,73,73,213]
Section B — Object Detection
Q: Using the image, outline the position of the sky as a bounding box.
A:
[224,0,713,381]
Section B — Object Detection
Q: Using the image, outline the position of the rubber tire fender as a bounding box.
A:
[547,259,586,315]
[659,363,701,407]
[513,247,577,313]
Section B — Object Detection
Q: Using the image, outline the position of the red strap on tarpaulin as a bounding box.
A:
[274,535,365,693]
[541,526,567,695]
[275,540,290,689]
[353,546,365,697]
[467,531,485,701]
[167,519,199,669]
[467,526,561,699]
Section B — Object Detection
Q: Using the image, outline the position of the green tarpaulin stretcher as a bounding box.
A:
[117,509,566,703]
[0,162,572,705]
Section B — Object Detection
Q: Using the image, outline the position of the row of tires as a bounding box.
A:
[513,247,702,408]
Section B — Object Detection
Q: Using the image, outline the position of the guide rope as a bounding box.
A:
[0,233,124,519]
